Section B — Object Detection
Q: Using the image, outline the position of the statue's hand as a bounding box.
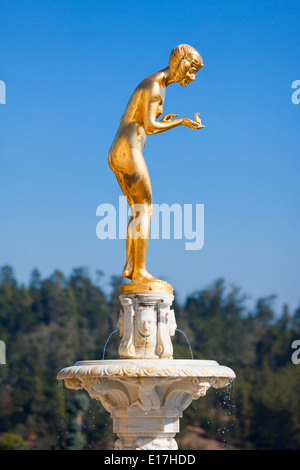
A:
[160,114,178,122]
[182,118,205,129]
[194,113,204,127]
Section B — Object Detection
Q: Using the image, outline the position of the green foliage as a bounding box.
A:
[62,394,89,450]
[0,266,299,450]
[0,433,27,450]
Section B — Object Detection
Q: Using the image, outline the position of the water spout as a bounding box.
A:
[102,330,119,360]
[176,329,194,360]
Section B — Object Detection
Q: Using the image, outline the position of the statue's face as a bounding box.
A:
[137,319,155,337]
[177,56,203,87]
[136,309,156,338]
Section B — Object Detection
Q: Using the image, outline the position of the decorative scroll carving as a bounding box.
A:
[63,376,130,413]
[118,297,136,358]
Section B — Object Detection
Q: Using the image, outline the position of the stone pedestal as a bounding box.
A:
[112,406,180,450]
[118,294,176,359]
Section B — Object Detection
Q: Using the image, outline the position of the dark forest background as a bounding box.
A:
[0,264,300,450]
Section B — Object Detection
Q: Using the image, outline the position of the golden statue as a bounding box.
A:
[108,44,204,294]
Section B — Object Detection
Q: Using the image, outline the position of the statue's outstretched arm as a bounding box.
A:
[143,92,183,135]
[142,87,204,135]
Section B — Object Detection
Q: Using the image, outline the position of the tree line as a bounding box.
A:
[0,264,299,450]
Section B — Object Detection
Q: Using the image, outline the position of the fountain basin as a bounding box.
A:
[57,359,235,450]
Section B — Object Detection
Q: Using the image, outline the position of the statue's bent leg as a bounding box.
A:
[115,171,134,279]
[128,178,156,282]
[112,147,156,282]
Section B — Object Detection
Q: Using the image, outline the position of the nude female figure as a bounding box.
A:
[108,44,204,284]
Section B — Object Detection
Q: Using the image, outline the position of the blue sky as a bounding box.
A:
[0,0,299,314]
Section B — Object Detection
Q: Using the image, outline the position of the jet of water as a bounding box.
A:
[176,329,194,359]
[102,329,119,360]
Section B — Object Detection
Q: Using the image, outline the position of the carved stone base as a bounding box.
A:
[118,294,176,359]
[112,406,180,450]
[57,359,235,450]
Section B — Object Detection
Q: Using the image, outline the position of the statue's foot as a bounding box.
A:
[120,269,173,294]
[122,261,133,279]
[122,267,133,279]
[131,269,159,283]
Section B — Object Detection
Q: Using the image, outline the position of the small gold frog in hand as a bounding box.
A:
[194,113,205,128]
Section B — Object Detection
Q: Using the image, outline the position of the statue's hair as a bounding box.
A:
[169,44,203,74]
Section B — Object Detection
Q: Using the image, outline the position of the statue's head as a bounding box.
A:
[169,44,203,87]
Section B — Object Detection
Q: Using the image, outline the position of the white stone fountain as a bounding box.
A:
[57,43,235,450]
[57,290,235,450]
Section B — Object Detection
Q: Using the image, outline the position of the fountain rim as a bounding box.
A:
[57,359,236,380]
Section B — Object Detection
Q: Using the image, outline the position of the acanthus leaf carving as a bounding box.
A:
[78,377,130,413]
